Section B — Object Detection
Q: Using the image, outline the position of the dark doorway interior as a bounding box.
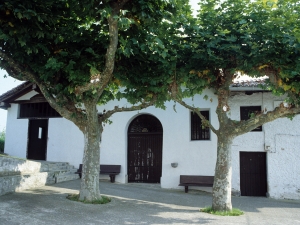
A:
[27,119,48,160]
[128,115,163,183]
[240,151,267,196]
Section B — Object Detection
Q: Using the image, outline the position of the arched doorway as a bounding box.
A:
[127,114,163,183]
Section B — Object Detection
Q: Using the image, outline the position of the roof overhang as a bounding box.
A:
[0,81,37,110]
[229,86,267,92]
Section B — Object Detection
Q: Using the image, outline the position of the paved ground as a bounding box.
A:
[1,179,300,225]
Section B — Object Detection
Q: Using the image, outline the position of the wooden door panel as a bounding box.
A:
[27,119,48,160]
[240,152,267,196]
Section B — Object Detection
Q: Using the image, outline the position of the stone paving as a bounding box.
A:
[0,179,300,225]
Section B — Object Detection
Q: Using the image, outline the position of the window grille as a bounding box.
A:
[191,111,210,140]
[240,106,262,131]
[19,103,61,119]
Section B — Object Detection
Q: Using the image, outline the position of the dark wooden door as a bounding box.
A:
[27,119,48,160]
[240,152,267,196]
[128,115,163,183]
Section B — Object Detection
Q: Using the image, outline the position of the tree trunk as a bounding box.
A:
[79,102,102,201]
[212,134,234,211]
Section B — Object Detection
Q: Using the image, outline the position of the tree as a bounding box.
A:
[170,0,300,211]
[0,0,188,201]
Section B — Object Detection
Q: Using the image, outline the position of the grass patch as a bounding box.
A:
[200,207,244,216]
[0,130,5,153]
[66,194,111,204]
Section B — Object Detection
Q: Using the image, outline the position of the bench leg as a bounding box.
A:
[109,175,116,183]
[185,186,188,193]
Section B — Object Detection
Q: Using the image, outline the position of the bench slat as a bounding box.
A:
[100,165,121,174]
[179,175,214,193]
[76,164,121,183]
[180,175,214,184]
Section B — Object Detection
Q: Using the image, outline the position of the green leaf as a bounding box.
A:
[155,37,164,49]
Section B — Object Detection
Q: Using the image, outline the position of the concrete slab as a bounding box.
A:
[0,179,300,225]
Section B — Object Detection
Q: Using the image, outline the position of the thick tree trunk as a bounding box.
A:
[212,134,234,211]
[79,102,102,201]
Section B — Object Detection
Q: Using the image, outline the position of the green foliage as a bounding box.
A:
[114,0,194,107]
[0,0,190,108]
[178,0,300,104]
[200,206,244,216]
[66,194,111,204]
[0,130,5,153]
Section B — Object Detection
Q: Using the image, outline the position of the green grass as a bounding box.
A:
[0,131,5,153]
[66,194,111,204]
[200,207,244,216]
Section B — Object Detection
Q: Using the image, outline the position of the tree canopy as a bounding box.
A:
[169,0,300,211]
[179,0,300,99]
[0,0,191,201]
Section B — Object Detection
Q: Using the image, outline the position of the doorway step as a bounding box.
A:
[0,155,79,196]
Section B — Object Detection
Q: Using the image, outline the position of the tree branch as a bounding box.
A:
[233,104,300,136]
[0,51,29,81]
[75,1,129,100]
[101,99,156,122]
[174,98,219,135]
[0,51,85,128]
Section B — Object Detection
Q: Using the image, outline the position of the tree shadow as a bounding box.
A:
[1,179,300,224]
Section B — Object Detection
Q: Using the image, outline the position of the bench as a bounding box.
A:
[76,164,121,183]
[179,175,214,193]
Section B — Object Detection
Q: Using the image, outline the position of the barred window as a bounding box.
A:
[191,111,210,140]
[240,106,262,132]
[19,103,61,119]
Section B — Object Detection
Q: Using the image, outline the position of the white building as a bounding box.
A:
[1,79,299,200]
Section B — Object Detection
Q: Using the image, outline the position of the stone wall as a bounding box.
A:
[0,155,78,196]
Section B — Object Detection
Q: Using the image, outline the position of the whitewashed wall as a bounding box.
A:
[47,118,84,168]
[3,89,300,199]
[229,92,300,199]
[97,89,218,185]
[5,104,28,158]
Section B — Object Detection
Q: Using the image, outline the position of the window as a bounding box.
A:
[240,106,262,132]
[19,102,62,119]
[191,111,210,140]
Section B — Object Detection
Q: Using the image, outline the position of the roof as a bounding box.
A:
[0,75,270,110]
[0,81,32,109]
[230,75,268,91]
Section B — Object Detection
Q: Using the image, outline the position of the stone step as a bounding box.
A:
[40,162,74,172]
[0,156,77,175]
[55,173,80,183]
[0,155,80,196]
[0,172,56,196]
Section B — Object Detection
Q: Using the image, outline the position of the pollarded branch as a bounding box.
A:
[233,104,300,136]
[175,98,219,135]
[75,1,129,100]
[0,51,29,81]
[101,99,157,122]
[0,51,85,127]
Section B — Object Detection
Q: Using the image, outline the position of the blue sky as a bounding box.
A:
[0,0,199,131]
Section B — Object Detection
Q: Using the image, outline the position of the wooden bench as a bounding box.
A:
[179,175,214,193]
[76,164,121,183]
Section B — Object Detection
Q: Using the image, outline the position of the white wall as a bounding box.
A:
[4,91,39,158]
[96,89,219,186]
[4,89,300,199]
[5,104,28,158]
[47,118,84,168]
[265,122,300,199]
[229,92,300,199]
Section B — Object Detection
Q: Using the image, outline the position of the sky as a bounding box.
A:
[0,70,24,131]
[0,0,200,131]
